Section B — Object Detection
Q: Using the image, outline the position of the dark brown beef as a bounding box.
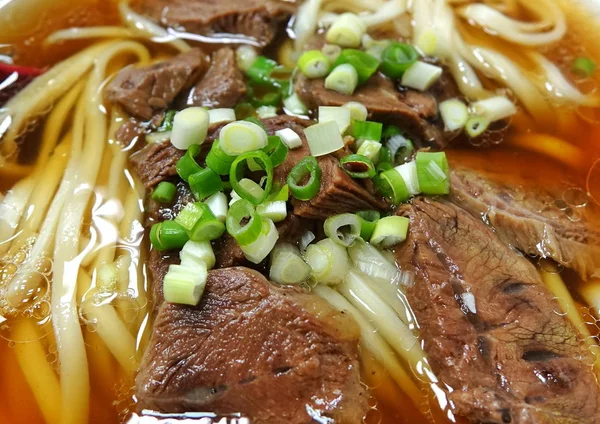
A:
[450,168,600,280]
[136,267,368,423]
[395,198,600,423]
[105,48,207,120]
[131,0,294,47]
[295,71,458,148]
[188,48,247,108]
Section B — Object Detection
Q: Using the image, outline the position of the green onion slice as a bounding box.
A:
[152,182,177,204]
[573,57,597,77]
[157,110,176,132]
[415,151,450,195]
[188,168,224,200]
[353,120,383,141]
[230,151,273,205]
[380,42,419,79]
[176,144,202,181]
[150,220,189,251]
[246,56,278,86]
[378,168,410,205]
[370,216,410,248]
[297,50,331,79]
[163,263,208,306]
[324,213,362,247]
[340,154,376,179]
[220,121,268,156]
[234,102,255,120]
[175,202,224,241]
[226,199,263,246]
[267,184,289,202]
[206,140,236,175]
[263,135,289,168]
[465,116,490,138]
[333,49,380,85]
[287,156,322,201]
[356,210,380,240]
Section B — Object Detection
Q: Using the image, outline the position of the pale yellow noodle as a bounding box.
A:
[45,27,139,45]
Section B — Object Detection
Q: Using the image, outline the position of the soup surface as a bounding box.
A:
[1,0,600,423]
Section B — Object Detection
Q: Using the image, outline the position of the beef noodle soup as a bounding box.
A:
[1,0,599,423]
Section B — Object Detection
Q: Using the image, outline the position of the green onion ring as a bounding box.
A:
[226,199,263,246]
[230,150,273,205]
[287,156,322,201]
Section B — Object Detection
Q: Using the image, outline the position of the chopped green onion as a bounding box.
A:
[465,116,490,138]
[180,240,216,270]
[206,140,236,175]
[234,178,265,201]
[208,108,236,125]
[304,120,345,156]
[283,93,309,116]
[304,238,350,285]
[256,201,288,222]
[176,144,202,181]
[324,213,362,247]
[205,192,228,223]
[270,243,311,285]
[248,85,282,107]
[276,128,303,150]
[171,107,210,150]
[266,184,289,202]
[573,57,597,77]
[175,202,225,242]
[365,40,392,62]
[380,42,419,79]
[325,63,359,95]
[376,147,392,171]
[322,44,342,64]
[287,156,322,201]
[256,105,278,119]
[470,96,517,123]
[163,263,208,305]
[240,218,279,264]
[439,99,469,131]
[220,120,268,156]
[188,168,223,200]
[226,199,263,246]
[387,135,414,165]
[236,45,258,72]
[234,102,255,120]
[353,120,383,141]
[378,168,410,205]
[318,106,352,134]
[325,13,367,48]
[356,210,380,240]
[158,110,176,132]
[151,182,177,204]
[150,220,190,251]
[263,135,289,167]
[340,154,376,179]
[333,49,380,85]
[382,125,403,140]
[230,151,273,205]
[415,151,450,195]
[356,140,382,162]
[297,50,331,78]
[370,216,410,248]
[342,101,368,121]
[299,230,316,252]
[246,56,278,86]
[394,161,420,196]
[401,61,443,91]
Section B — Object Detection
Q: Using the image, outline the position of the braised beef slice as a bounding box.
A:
[131,0,294,47]
[136,267,368,424]
[295,71,457,148]
[105,48,207,120]
[395,198,600,423]
[450,168,600,280]
[188,48,247,108]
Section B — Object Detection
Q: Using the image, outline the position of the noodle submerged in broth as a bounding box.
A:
[0,0,599,423]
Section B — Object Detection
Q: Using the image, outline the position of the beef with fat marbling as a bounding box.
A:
[105,48,207,121]
[136,267,369,424]
[395,197,600,423]
[131,0,294,47]
[450,168,600,280]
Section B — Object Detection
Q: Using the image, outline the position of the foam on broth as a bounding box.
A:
[0,0,599,423]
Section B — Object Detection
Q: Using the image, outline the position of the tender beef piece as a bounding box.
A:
[131,0,294,47]
[136,267,368,424]
[105,48,207,120]
[450,168,600,280]
[188,48,247,108]
[295,72,457,148]
[395,198,600,424]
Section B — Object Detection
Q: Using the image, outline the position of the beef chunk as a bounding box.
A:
[295,71,457,148]
[105,48,207,120]
[189,48,246,108]
[395,198,600,423]
[131,0,294,47]
[136,267,368,423]
[450,168,600,280]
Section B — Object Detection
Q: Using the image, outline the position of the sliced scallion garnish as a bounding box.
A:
[176,144,202,181]
[226,199,263,246]
[171,107,210,150]
[415,151,450,195]
[333,49,380,84]
[324,213,362,247]
[340,154,376,179]
[188,168,223,201]
[150,220,189,251]
[287,156,322,201]
[270,243,311,285]
[370,216,410,248]
[356,210,381,241]
[151,182,177,204]
[379,42,419,79]
[325,63,359,95]
[298,50,331,79]
[220,120,268,156]
[230,151,273,205]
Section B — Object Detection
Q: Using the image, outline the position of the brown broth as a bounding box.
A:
[0,0,599,423]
